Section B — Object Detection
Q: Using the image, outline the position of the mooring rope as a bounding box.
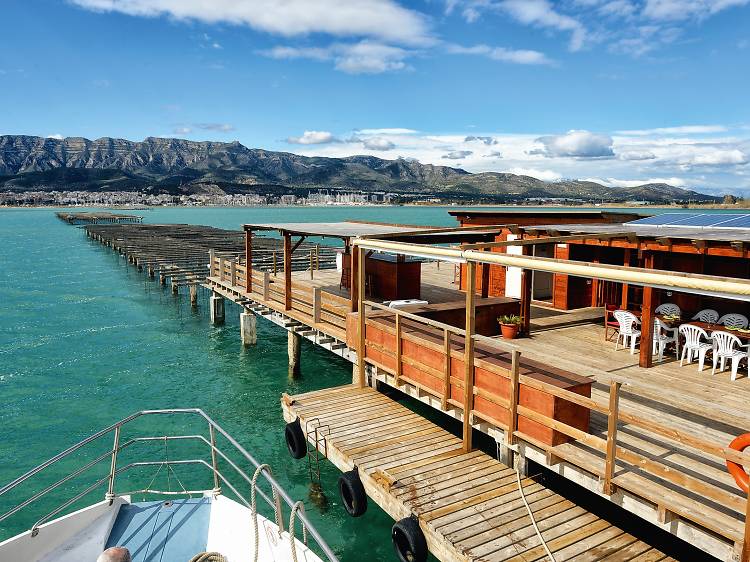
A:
[515,465,556,562]
[188,553,227,562]
[250,464,274,562]
[288,500,308,562]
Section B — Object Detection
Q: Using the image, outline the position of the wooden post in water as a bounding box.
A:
[462,260,476,453]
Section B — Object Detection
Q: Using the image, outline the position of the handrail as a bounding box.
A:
[0,409,339,562]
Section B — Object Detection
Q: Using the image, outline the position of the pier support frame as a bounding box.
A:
[241,310,257,346]
[288,330,301,378]
[210,292,225,325]
[189,284,198,307]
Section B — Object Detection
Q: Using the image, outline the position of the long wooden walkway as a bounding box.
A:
[282,385,674,562]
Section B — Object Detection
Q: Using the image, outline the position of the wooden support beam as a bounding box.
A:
[357,245,367,388]
[639,252,655,368]
[480,263,490,298]
[283,233,292,310]
[442,330,450,411]
[621,248,631,310]
[505,350,521,450]
[602,380,622,495]
[462,261,477,453]
[395,314,402,387]
[350,245,359,313]
[313,287,322,323]
[245,230,252,293]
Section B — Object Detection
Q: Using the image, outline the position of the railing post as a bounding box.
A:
[395,314,402,387]
[313,287,322,324]
[209,249,215,277]
[272,250,277,276]
[602,380,622,495]
[230,259,237,287]
[310,250,314,280]
[106,426,120,505]
[442,329,450,411]
[357,245,367,388]
[505,350,521,451]
[209,424,221,496]
[462,261,476,453]
[263,271,270,301]
[219,257,225,282]
[315,244,320,270]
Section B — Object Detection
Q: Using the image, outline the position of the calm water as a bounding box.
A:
[0,205,731,559]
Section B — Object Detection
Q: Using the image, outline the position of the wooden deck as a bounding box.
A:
[282,385,674,562]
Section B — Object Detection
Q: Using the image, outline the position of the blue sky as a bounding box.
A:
[1,0,749,194]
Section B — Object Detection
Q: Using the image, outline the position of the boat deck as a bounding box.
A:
[282,385,674,562]
[106,498,211,562]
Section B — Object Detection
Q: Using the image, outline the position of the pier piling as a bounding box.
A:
[189,284,198,307]
[288,331,301,378]
[240,310,257,346]
[210,293,225,325]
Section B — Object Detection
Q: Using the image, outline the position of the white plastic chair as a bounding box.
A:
[679,324,713,372]
[717,313,749,329]
[613,310,641,354]
[711,331,749,381]
[692,309,719,323]
[655,303,681,317]
[653,318,680,362]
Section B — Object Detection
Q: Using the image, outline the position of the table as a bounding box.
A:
[683,321,750,342]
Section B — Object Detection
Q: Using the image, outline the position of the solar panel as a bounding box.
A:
[714,215,750,228]
[628,213,694,225]
[668,213,747,227]
[628,212,750,229]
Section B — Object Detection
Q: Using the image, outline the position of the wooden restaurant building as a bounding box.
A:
[200,212,750,561]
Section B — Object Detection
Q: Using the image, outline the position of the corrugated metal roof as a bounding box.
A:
[244,221,431,238]
[524,222,750,243]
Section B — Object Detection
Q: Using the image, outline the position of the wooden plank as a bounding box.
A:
[462,261,476,452]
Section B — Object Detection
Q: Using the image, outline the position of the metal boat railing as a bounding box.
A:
[0,408,339,561]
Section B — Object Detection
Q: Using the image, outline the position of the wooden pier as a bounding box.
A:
[84,223,337,288]
[283,385,675,562]
[56,211,143,224]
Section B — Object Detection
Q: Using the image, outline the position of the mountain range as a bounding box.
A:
[0,135,717,202]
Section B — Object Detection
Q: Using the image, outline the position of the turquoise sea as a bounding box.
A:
[0,205,732,559]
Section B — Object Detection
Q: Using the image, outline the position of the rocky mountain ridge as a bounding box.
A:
[0,135,717,202]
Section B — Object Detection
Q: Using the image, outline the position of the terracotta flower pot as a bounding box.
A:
[500,323,519,339]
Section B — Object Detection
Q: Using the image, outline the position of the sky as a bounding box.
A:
[1,0,749,195]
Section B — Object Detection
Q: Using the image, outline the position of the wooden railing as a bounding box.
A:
[358,299,750,555]
[209,255,350,339]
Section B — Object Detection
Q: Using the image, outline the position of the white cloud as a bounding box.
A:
[598,0,637,17]
[358,128,417,135]
[362,137,395,150]
[287,130,337,145]
[173,126,192,135]
[585,176,688,187]
[617,124,728,135]
[465,135,497,145]
[446,43,553,65]
[69,0,432,46]
[212,42,222,49]
[443,150,473,159]
[46,134,64,140]
[508,167,563,181]
[499,0,587,51]
[261,41,410,74]
[642,0,750,21]
[618,149,657,160]
[195,123,235,132]
[534,130,615,158]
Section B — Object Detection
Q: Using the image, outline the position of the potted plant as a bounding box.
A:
[498,314,522,339]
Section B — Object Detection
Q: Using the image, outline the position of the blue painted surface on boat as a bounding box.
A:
[106,498,211,562]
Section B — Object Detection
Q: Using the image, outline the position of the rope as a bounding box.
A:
[188,553,227,562]
[288,501,307,562]
[250,464,271,562]
[515,464,556,562]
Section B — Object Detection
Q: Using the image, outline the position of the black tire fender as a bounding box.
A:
[392,515,427,562]
[284,418,307,460]
[338,469,367,517]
